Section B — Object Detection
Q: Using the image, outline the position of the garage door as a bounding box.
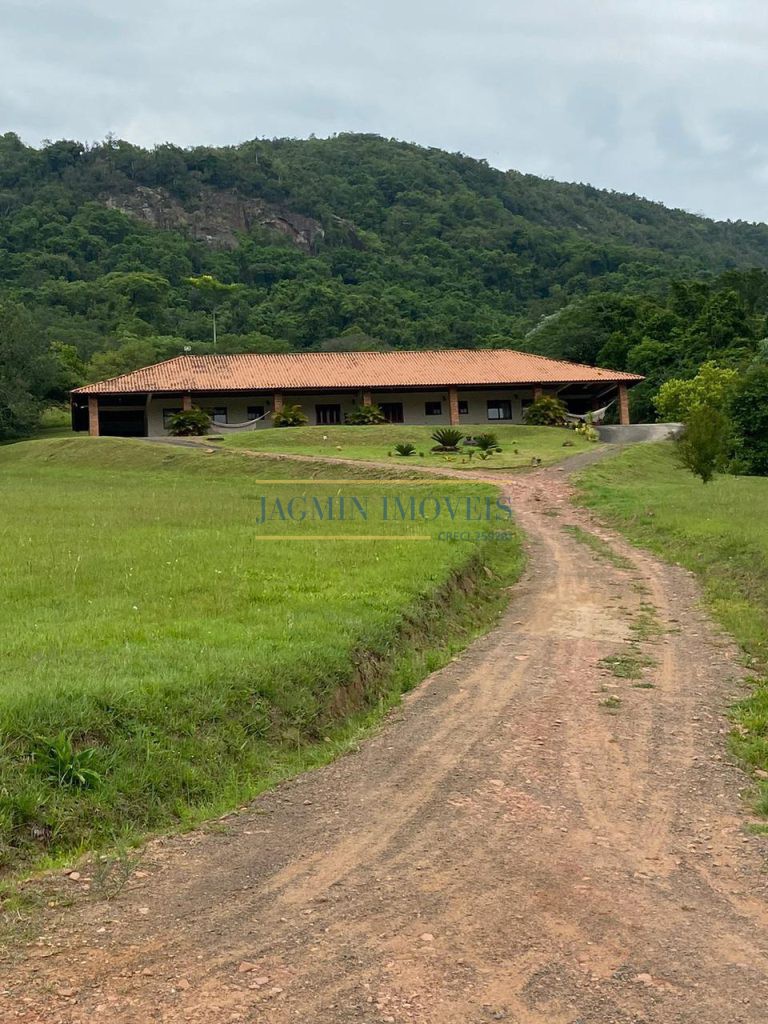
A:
[98,410,146,437]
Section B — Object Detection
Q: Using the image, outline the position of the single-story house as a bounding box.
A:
[70,349,643,437]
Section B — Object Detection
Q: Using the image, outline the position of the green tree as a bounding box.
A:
[186,275,239,348]
[729,366,768,475]
[86,338,159,382]
[101,271,171,320]
[49,342,86,399]
[654,362,738,422]
[676,405,730,484]
[5,132,768,397]
[0,303,58,439]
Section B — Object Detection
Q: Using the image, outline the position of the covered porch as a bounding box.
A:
[73,381,632,437]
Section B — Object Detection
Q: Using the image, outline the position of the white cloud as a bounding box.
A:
[1,0,767,220]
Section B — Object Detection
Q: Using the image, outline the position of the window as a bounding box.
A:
[205,407,228,424]
[380,402,404,423]
[163,408,181,428]
[425,401,442,416]
[487,400,512,421]
[458,400,469,415]
[247,405,265,420]
[315,404,341,425]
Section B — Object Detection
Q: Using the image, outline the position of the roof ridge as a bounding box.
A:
[72,347,644,395]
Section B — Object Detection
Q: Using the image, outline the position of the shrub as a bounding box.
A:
[167,408,211,436]
[430,426,464,451]
[523,396,568,426]
[393,442,416,457]
[729,365,768,476]
[345,403,386,425]
[475,432,501,453]
[273,403,308,427]
[574,417,599,442]
[676,405,731,484]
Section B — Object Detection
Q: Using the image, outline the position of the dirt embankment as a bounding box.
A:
[4,463,768,1023]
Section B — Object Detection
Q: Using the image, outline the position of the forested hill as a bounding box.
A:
[2,130,768,430]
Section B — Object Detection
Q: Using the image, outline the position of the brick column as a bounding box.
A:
[618,384,630,425]
[362,390,372,407]
[448,387,460,426]
[273,392,284,414]
[532,385,543,402]
[182,393,192,411]
[88,396,100,437]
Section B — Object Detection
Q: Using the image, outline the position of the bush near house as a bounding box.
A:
[273,403,309,427]
[523,396,568,426]
[167,408,211,436]
[574,417,599,442]
[345,403,386,425]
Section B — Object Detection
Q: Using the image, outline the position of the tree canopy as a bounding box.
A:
[2,131,768,439]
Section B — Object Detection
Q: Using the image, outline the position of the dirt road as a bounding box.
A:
[4,462,768,1022]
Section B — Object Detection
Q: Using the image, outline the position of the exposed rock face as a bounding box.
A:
[103,186,325,253]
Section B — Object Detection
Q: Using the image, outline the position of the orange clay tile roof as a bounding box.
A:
[73,350,643,395]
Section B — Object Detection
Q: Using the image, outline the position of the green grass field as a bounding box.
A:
[221,423,595,470]
[0,438,522,871]
[576,443,768,813]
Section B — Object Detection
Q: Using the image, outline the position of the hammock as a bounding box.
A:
[209,411,271,431]
[564,400,615,424]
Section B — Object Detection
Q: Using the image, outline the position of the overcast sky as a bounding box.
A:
[2,0,767,222]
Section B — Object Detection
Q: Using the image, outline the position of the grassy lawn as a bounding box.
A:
[221,423,596,470]
[0,438,522,872]
[576,443,768,813]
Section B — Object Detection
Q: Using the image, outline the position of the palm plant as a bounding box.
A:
[475,432,501,453]
[273,403,308,427]
[430,427,464,451]
[393,442,417,457]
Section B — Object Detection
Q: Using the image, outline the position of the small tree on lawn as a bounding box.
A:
[676,405,730,484]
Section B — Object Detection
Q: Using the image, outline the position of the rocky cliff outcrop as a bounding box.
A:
[103,186,325,252]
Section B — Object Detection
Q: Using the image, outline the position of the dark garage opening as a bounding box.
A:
[98,409,146,437]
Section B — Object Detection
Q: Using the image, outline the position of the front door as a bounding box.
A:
[380,402,404,423]
[315,404,342,425]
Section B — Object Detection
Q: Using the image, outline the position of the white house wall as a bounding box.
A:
[146,387,554,435]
